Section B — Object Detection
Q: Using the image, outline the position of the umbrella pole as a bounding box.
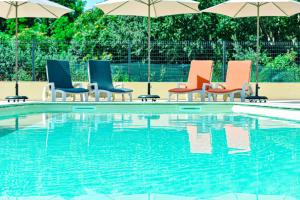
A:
[15,4,19,96]
[5,3,28,102]
[255,5,260,97]
[137,1,159,101]
[147,2,151,95]
[245,4,267,102]
[246,4,267,102]
[138,1,160,101]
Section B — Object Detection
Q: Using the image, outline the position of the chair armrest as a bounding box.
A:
[73,82,83,88]
[242,82,253,95]
[43,83,55,101]
[177,82,187,88]
[213,83,226,89]
[44,83,56,102]
[88,83,99,92]
[202,83,213,91]
[114,82,124,88]
[48,82,55,91]
[47,83,56,97]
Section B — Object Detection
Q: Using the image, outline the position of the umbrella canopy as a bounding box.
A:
[1,0,72,101]
[202,0,300,17]
[96,0,200,97]
[0,0,72,18]
[202,0,300,100]
[97,0,200,17]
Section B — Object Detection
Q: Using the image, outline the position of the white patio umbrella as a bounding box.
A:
[96,0,200,100]
[1,0,73,102]
[202,0,300,101]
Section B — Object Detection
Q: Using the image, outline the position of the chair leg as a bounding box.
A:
[213,94,217,102]
[62,92,66,102]
[229,93,234,102]
[80,94,83,102]
[95,92,100,102]
[223,94,227,102]
[168,93,171,102]
[52,91,56,102]
[84,93,88,102]
[107,92,112,102]
[176,94,179,102]
[129,93,132,102]
[188,93,192,102]
[241,91,246,102]
[208,93,212,102]
[122,94,125,102]
[200,92,205,102]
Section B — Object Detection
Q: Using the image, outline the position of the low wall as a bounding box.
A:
[0,81,300,101]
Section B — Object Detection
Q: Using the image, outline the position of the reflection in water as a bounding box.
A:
[187,125,212,154]
[187,119,252,155]
[0,117,19,138]
[225,125,251,155]
[0,112,299,199]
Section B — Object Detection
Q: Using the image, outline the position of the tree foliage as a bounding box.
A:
[0,0,299,82]
[1,0,300,42]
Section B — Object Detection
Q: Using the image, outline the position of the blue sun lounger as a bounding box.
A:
[46,60,89,102]
[88,60,133,101]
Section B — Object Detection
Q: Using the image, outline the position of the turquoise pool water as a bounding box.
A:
[0,107,300,199]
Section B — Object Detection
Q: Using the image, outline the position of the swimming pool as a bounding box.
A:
[0,103,299,199]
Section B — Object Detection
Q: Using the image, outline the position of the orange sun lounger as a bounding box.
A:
[168,60,213,102]
[206,60,252,102]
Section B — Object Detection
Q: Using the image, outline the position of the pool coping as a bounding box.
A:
[1,101,300,122]
[0,101,296,109]
[1,101,300,110]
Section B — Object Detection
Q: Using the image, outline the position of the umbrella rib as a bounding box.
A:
[5,3,13,19]
[134,0,148,6]
[4,1,17,19]
[233,3,248,18]
[176,1,199,13]
[150,0,162,5]
[37,3,59,18]
[106,1,130,15]
[249,2,268,7]
[151,0,158,17]
[8,1,30,18]
[4,1,14,6]
[272,2,289,16]
[18,2,29,7]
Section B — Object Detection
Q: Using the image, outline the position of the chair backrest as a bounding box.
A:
[225,60,252,89]
[186,60,213,89]
[88,60,114,90]
[46,60,73,89]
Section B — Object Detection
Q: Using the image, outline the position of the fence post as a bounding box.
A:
[222,40,227,82]
[297,41,300,80]
[31,39,36,81]
[128,40,132,81]
[298,41,300,65]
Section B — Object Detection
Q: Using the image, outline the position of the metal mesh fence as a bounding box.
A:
[0,40,299,82]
